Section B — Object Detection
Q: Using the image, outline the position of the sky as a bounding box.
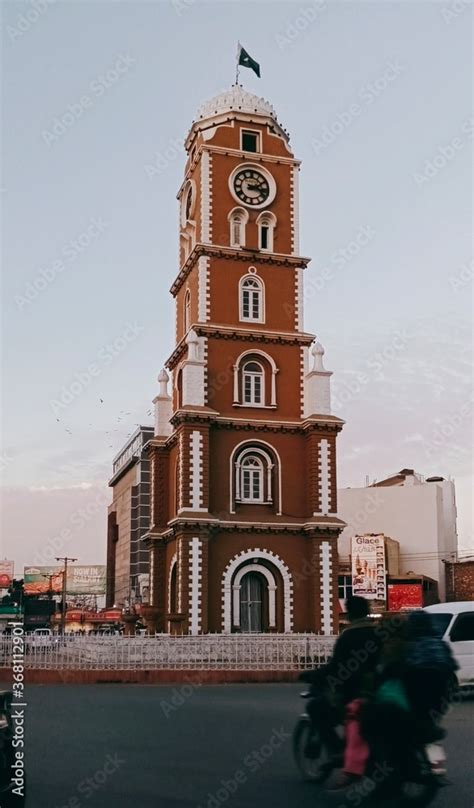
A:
[1,0,473,574]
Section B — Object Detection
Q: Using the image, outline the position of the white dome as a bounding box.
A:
[196,84,278,123]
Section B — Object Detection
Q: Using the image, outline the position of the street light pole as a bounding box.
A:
[55,556,77,635]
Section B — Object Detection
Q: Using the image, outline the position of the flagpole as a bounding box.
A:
[235,41,240,85]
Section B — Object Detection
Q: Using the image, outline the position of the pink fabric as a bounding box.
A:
[343,698,370,776]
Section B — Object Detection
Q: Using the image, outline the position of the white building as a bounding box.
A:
[338,469,458,601]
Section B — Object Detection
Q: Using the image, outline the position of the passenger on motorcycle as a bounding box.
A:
[301,596,382,788]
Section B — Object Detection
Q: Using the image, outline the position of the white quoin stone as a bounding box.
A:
[154,369,172,437]
[182,330,206,406]
[304,340,332,416]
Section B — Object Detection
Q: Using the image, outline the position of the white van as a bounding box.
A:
[424,602,474,688]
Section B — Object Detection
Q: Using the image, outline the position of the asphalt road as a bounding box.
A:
[5,683,474,808]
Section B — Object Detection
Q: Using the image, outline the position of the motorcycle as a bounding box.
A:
[0,691,26,807]
[293,689,445,806]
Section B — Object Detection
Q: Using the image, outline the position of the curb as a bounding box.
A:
[0,668,301,685]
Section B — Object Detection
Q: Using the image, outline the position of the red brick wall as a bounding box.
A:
[445,561,474,602]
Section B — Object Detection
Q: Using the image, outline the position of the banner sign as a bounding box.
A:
[24,565,106,595]
[387,583,423,611]
[351,535,386,601]
[0,561,14,589]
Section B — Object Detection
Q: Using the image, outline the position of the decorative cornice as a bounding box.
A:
[170,407,217,428]
[155,414,343,447]
[166,325,316,370]
[162,514,344,537]
[170,243,310,296]
[213,417,343,435]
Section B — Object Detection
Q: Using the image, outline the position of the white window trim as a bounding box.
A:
[239,274,265,324]
[256,211,276,253]
[229,441,282,515]
[180,179,197,228]
[232,564,277,629]
[240,128,262,154]
[222,548,293,632]
[242,360,264,406]
[234,447,274,505]
[233,349,279,407]
[184,289,191,333]
[241,456,265,503]
[228,206,249,249]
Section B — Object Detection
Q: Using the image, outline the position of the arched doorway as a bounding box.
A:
[239,571,264,633]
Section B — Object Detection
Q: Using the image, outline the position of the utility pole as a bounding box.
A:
[56,556,77,635]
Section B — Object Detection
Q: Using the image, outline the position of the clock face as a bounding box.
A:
[233,169,271,207]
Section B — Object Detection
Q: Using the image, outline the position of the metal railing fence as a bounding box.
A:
[0,633,336,671]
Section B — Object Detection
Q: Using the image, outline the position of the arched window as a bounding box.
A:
[170,561,178,613]
[242,361,264,406]
[241,455,264,502]
[240,275,264,322]
[234,446,275,506]
[176,368,183,410]
[233,350,278,408]
[256,211,276,252]
[228,207,249,248]
[184,289,191,332]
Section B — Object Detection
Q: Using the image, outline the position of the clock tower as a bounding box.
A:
[145,85,345,635]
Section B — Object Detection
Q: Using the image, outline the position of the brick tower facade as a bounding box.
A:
[144,85,345,635]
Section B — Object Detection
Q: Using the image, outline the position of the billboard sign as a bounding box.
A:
[24,565,106,595]
[67,566,106,595]
[0,561,14,589]
[23,566,63,595]
[351,534,386,602]
[387,583,423,611]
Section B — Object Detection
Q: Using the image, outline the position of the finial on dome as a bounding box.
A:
[312,340,327,372]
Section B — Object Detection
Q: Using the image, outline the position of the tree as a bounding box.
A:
[8,579,24,607]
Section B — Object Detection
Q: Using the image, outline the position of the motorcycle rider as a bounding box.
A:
[301,596,382,787]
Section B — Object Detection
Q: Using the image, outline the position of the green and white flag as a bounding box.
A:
[237,43,261,78]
